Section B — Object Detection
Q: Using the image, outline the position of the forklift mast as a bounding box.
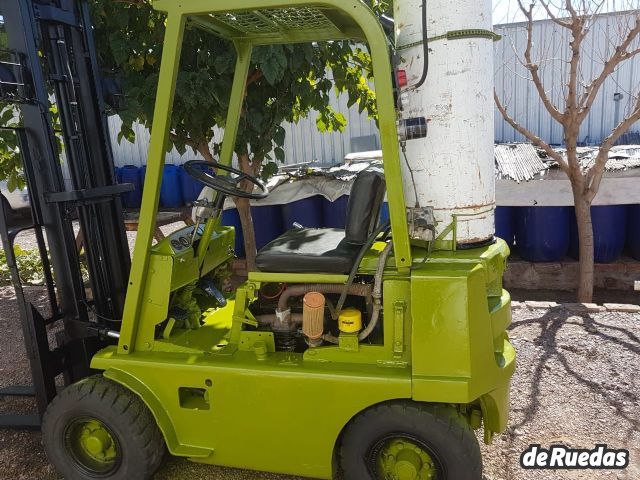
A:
[0,0,130,427]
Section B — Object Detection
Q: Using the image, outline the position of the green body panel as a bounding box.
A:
[409,247,515,404]
[94,351,411,479]
[88,0,516,478]
[93,241,514,478]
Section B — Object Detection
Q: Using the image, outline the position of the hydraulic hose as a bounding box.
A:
[357,240,393,342]
[334,221,391,317]
[414,0,429,89]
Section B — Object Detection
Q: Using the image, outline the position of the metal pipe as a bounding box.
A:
[255,313,303,326]
[276,283,372,314]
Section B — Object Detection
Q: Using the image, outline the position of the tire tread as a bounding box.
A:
[339,400,482,479]
[42,375,165,480]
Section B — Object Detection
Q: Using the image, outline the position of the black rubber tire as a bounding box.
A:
[42,375,165,480]
[340,401,482,480]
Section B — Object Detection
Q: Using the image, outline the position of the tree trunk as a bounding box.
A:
[235,153,258,271]
[195,141,216,162]
[234,196,257,271]
[572,187,595,303]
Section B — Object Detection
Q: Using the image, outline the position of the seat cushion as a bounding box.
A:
[255,228,360,274]
[345,169,385,244]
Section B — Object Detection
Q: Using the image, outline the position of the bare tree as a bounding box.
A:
[494,0,640,302]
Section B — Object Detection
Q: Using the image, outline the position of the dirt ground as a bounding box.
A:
[0,285,638,480]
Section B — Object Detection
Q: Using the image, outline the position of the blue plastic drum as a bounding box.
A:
[322,196,349,229]
[495,206,516,249]
[627,204,640,260]
[281,195,324,229]
[221,208,245,258]
[379,202,390,226]
[119,165,142,208]
[515,207,571,262]
[160,164,183,207]
[569,205,627,263]
[179,165,204,205]
[252,205,285,250]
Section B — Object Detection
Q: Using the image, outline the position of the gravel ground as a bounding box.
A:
[1,290,637,479]
[1,223,639,479]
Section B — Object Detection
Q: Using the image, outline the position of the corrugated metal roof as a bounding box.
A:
[573,145,640,171]
[494,143,548,181]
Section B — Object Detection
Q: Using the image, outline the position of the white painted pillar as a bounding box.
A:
[394,0,495,245]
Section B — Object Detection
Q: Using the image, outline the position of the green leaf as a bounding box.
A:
[272,45,288,69]
[59,1,380,197]
[261,161,278,180]
[274,147,285,162]
[108,32,130,66]
[213,54,231,74]
[7,174,16,192]
[260,61,277,86]
[273,126,286,146]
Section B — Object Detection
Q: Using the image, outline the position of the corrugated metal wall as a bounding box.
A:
[494,11,640,144]
[108,91,379,167]
[108,11,640,167]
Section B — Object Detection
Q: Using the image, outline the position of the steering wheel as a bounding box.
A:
[183,160,268,200]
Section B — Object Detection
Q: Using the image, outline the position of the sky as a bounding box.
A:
[492,0,637,25]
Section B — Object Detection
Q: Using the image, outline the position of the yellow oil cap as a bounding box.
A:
[338,308,362,333]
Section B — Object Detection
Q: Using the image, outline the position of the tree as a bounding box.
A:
[90,0,380,270]
[0,22,26,193]
[494,1,640,302]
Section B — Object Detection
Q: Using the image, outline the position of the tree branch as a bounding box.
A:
[515,0,566,123]
[579,14,640,118]
[565,0,578,19]
[566,0,587,116]
[585,93,640,201]
[539,0,572,28]
[494,90,569,172]
[246,69,263,88]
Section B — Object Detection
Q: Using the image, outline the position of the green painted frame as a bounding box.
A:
[118,0,411,354]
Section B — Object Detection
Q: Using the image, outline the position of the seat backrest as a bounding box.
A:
[344,169,386,245]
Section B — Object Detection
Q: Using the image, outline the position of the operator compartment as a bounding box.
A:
[151,168,396,359]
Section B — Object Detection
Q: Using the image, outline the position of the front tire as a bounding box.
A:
[42,375,165,480]
[340,401,482,480]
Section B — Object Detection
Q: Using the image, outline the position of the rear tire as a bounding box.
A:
[42,375,165,480]
[340,401,482,480]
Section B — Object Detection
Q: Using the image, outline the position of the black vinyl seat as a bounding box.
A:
[256,169,386,274]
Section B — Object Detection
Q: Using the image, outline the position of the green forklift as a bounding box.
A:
[41,0,515,479]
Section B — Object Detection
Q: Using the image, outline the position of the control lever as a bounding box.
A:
[190,198,218,246]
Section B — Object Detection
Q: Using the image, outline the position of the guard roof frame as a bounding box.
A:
[119,0,411,354]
